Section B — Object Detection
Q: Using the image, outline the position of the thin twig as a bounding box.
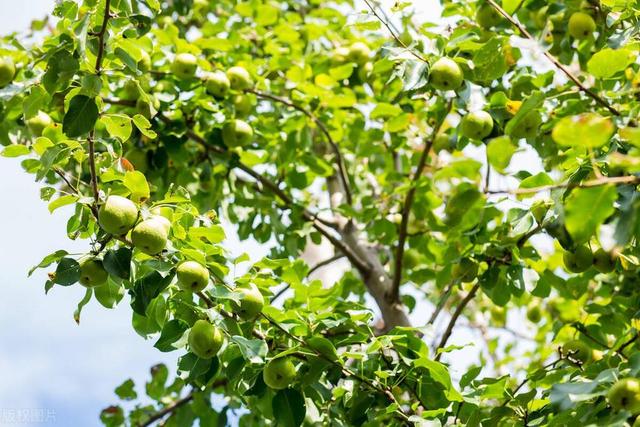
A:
[500,358,563,407]
[94,0,112,74]
[137,391,195,427]
[270,254,346,303]
[427,281,456,326]
[247,89,353,206]
[434,282,480,361]
[487,175,640,196]
[87,133,100,209]
[485,0,620,116]
[390,107,449,302]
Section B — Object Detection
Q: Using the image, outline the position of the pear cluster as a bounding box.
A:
[563,245,617,274]
[608,378,640,414]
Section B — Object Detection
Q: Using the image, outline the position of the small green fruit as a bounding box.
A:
[226,66,252,90]
[131,218,169,255]
[476,4,503,29]
[171,53,198,79]
[188,319,224,359]
[222,119,253,147]
[150,215,171,234]
[526,302,542,323]
[263,357,297,390]
[433,133,453,153]
[123,80,140,101]
[331,47,351,64]
[0,56,16,87]
[232,283,264,320]
[452,258,478,282]
[177,261,209,292]
[79,258,109,287]
[568,12,596,40]
[348,42,371,65]
[98,195,139,235]
[460,111,493,140]
[404,249,423,270]
[593,248,616,274]
[138,50,151,72]
[608,378,640,414]
[26,111,53,137]
[563,245,593,273]
[509,110,542,139]
[430,57,464,91]
[490,306,507,326]
[233,94,254,117]
[562,340,592,364]
[205,71,231,98]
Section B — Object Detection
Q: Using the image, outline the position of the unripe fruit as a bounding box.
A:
[526,302,542,323]
[509,110,542,139]
[331,47,351,64]
[205,71,231,99]
[232,283,264,320]
[233,94,254,117]
[0,56,16,87]
[222,119,253,147]
[348,42,371,65]
[98,195,139,235]
[138,50,151,72]
[177,261,209,292]
[150,215,171,234]
[79,258,109,287]
[608,378,640,414]
[123,80,140,101]
[26,111,53,137]
[131,218,169,255]
[263,357,297,390]
[171,53,198,79]
[452,258,478,282]
[593,248,616,274]
[430,57,464,91]
[226,66,252,90]
[563,245,593,273]
[490,306,507,326]
[404,249,423,270]
[476,4,503,29]
[188,319,224,359]
[568,12,596,40]
[460,111,493,140]
[433,133,453,153]
[562,340,592,364]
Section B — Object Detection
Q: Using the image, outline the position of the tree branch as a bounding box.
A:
[434,282,480,361]
[247,88,353,206]
[137,391,195,427]
[270,253,345,303]
[87,133,100,210]
[390,109,448,303]
[487,175,640,196]
[484,0,620,116]
[94,0,112,74]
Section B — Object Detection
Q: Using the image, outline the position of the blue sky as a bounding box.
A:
[0,2,466,427]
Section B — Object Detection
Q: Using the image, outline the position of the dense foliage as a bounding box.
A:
[4,0,640,425]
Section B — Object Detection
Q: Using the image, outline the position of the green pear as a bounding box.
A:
[233,94,254,117]
[131,218,169,255]
[593,248,616,273]
[526,302,542,323]
[122,80,140,101]
[138,50,151,72]
[331,47,351,64]
[263,357,297,390]
[608,378,640,414]
[562,340,592,364]
[634,417,640,427]
[490,306,507,326]
[568,12,596,40]
[205,71,231,99]
[232,283,264,320]
[348,42,371,65]
[150,215,171,234]
[509,110,542,139]
[403,248,423,270]
[98,195,139,235]
[79,258,109,287]
[430,57,464,91]
[171,53,198,79]
[26,111,53,137]
[0,56,15,88]
[452,258,478,282]
[188,319,224,359]
[226,66,252,90]
[476,4,503,29]
[433,132,454,153]
[563,245,593,273]
[222,119,253,147]
[177,261,209,292]
[460,111,493,140]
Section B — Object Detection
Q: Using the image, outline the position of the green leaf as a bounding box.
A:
[504,92,544,135]
[154,319,189,352]
[472,37,509,83]
[114,379,137,401]
[73,288,92,324]
[2,144,30,157]
[42,50,79,94]
[229,335,268,363]
[103,248,132,280]
[587,48,633,78]
[101,114,132,143]
[129,271,173,315]
[552,113,614,148]
[132,114,157,139]
[486,136,516,173]
[371,103,402,119]
[29,249,68,276]
[565,185,617,243]
[47,195,77,213]
[189,225,226,244]
[94,278,125,309]
[272,389,306,427]
[55,257,80,286]
[123,170,150,202]
[63,95,99,138]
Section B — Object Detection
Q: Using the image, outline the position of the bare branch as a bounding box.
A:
[434,282,480,361]
[484,0,620,116]
[94,0,112,74]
